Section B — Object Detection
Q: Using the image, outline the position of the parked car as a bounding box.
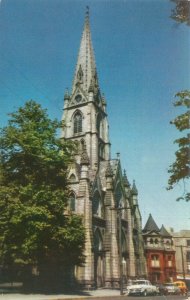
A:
[163,283,181,295]
[174,281,188,295]
[126,279,157,296]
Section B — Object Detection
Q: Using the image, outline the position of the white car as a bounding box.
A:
[163,283,181,295]
[126,279,158,296]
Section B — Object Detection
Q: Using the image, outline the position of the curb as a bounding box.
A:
[47,294,127,300]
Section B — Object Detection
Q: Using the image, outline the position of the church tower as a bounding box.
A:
[61,8,147,289]
[62,8,110,175]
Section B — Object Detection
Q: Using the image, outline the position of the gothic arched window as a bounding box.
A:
[96,114,104,139]
[94,229,103,252]
[96,114,101,134]
[121,231,127,253]
[68,192,76,211]
[69,174,76,182]
[93,192,104,218]
[99,143,104,159]
[115,184,122,208]
[74,112,82,134]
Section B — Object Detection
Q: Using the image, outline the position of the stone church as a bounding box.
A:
[61,10,147,288]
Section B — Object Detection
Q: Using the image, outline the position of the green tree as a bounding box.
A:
[167,91,190,201]
[170,0,190,25]
[169,3,190,201]
[0,100,85,289]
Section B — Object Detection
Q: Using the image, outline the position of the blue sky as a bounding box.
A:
[0,0,190,231]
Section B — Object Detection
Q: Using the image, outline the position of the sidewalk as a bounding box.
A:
[0,289,124,300]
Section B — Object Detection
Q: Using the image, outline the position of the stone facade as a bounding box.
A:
[172,230,190,281]
[61,10,147,288]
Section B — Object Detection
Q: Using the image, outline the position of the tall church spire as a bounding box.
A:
[72,7,98,94]
[62,9,110,167]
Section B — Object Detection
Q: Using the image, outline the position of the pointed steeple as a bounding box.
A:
[105,161,113,177]
[143,214,159,232]
[123,169,130,188]
[159,225,172,237]
[72,7,98,94]
[131,180,138,195]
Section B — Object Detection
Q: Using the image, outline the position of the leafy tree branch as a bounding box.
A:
[167,91,190,201]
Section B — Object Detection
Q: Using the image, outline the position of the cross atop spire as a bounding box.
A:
[72,7,99,94]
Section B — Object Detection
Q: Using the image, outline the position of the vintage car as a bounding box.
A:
[126,279,158,296]
[174,281,188,295]
[163,283,181,295]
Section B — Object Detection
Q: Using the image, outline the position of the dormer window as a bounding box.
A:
[77,65,83,82]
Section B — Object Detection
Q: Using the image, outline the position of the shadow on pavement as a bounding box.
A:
[0,282,92,296]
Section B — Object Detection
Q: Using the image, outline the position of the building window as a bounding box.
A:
[94,229,103,252]
[165,240,170,249]
[150,238,153,245]
[69,174,76,182]
[168,256,172,267]
[121,231,127,253]
[187,240,190,247]
[155,239,159,247]
[93,192,103,218]
[68,192,75,211]
[151,255,160,267]
[99,143,104,159]
[115,184,122,208]
[74,112,82,134]
[187,263,190,274]
[187,251,190,261]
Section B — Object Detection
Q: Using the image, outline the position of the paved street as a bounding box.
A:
[0,290,188,300]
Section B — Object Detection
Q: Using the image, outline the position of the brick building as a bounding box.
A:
[142,214,176,283]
